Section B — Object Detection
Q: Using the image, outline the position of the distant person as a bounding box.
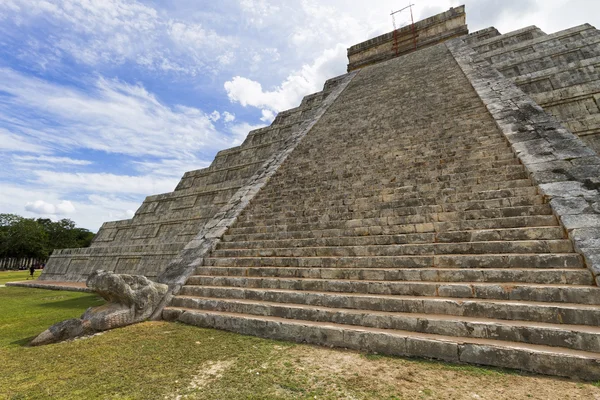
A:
[29,265,35,279]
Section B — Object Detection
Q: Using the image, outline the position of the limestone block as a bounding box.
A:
[539,181,598,199]
[550,197,594,215]
[572,227,600,245]
[561,214,600,230]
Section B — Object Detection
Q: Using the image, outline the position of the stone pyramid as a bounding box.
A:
[35,6,600,379]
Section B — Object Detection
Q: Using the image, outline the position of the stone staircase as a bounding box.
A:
[163,43,600,379]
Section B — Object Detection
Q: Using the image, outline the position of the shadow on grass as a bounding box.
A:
[38,296,102,310]
[11,336,36,347]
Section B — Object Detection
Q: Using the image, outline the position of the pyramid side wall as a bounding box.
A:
[472,24,600,154]
[448,37,600,285]
[150,71,357,317]
[39,80,351,282]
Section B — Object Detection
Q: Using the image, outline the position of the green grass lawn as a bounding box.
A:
[1,286,600,399]
[0,269,43,285]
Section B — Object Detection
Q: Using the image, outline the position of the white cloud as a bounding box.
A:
[0,183,142,231]
[224,44,347,113]
[228,122,266,146]
[217,51,236,66]
[56,200,76,214]
[12,155,92,167]
[239,0,280,27]
[168,21,233,72]
[0,68,232,159]
[25,200,75,215]
[25,200,57,215]
[31,170,179,195]
[0,128,50,153]
[132,158,212,178]
[260,109,276,122]
[0,0,233,75]
[209,111,221,122]
[223,111,236,122]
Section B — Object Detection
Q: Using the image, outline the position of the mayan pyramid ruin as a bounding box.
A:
[24,6,600,379]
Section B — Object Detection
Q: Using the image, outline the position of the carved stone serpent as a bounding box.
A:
[31,270,168,346]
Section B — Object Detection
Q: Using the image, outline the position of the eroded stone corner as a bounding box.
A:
[446,38,600,284]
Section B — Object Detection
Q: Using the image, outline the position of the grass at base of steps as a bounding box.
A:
[1,286,600,399]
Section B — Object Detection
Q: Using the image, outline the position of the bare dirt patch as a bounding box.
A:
[275,345,600,399]
[189,360,235,390]
[171,359,235,399]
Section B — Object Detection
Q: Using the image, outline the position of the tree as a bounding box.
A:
[0,214,24,259]
[2,218,49,260]
[0,214,96,269]
[73,227,95,248]
[38,218,80,250]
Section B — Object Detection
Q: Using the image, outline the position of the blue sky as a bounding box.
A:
[0,0,598,231]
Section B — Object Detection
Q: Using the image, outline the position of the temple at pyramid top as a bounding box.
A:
[347,5,467,71]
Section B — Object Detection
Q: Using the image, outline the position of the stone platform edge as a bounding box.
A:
[164,308,600,381]
[150,71,359,319]
[6,280,92,293]
[446,38,600,284]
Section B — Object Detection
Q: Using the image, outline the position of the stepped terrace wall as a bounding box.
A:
[470,23,600,154]
[39,77,351,282]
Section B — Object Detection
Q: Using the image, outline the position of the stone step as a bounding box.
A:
[194,266,593,285]
[277,157,516,176]
[336,151,518,175]
[265,159,521,188]
[263,161,525,189]
[256,184,541,216]
[276,141,514,168]
[167,297,600,353]
[220,227,566,248]
[226,215,559,238]
[205,253,583,269]
[175,286,600,326]
[484,29,600,72]
[162,308,600,380]
[235,204,552,230]
[282,143,514,169]
[257,170,530,199]
[287,140,509,163]
[250,179,537,209]
[211,240,573,258]
[295,153,520,180]
[249,190,544,219]
[246,186,540,216]
[185,276,599,304]
[286,125,502,145]
[237,195,546,225]
[475,25,595,60]
[227,212,558,238]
